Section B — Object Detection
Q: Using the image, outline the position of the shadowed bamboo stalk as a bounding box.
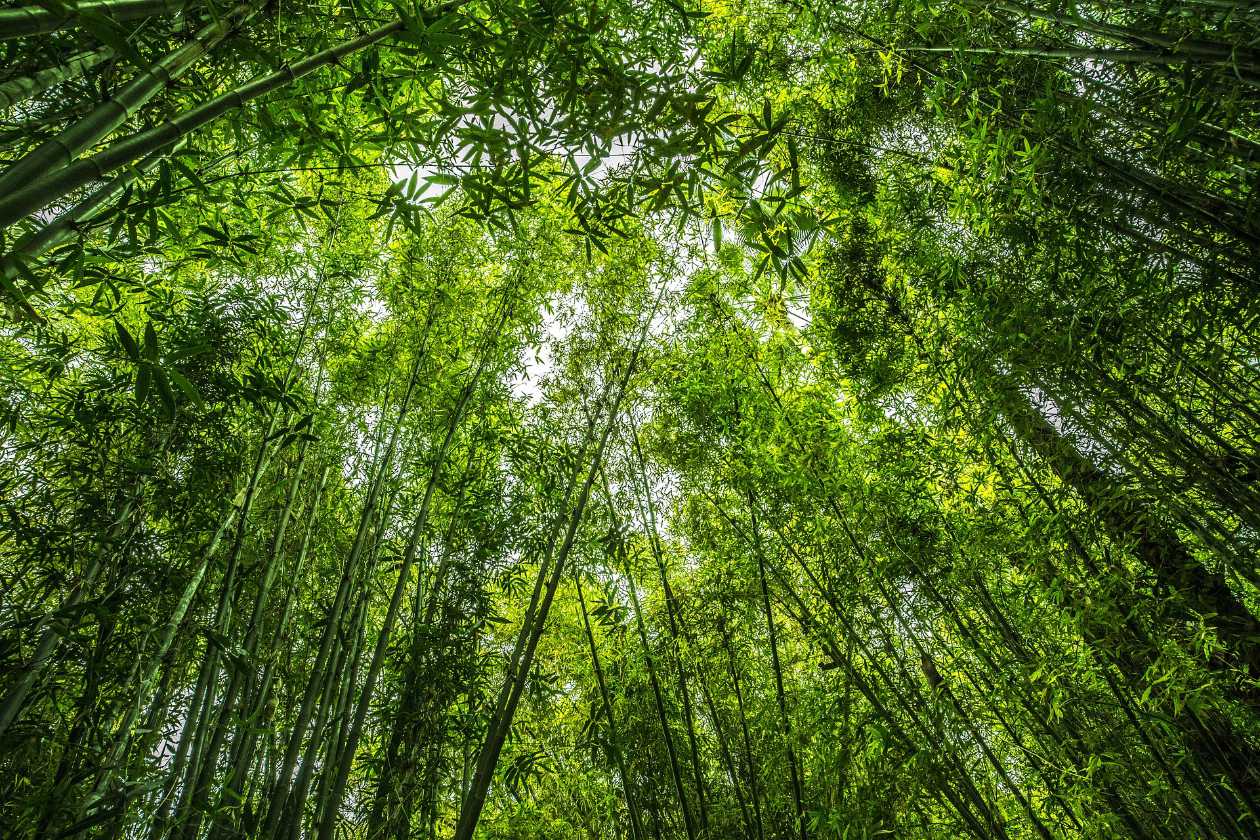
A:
[984,0,1260,64]
[0,2,254,199]
[992,377,1260,679]
[0,46,112,110]
[627,423,710,833]
[0,431,175,742]
[0,0,187,39]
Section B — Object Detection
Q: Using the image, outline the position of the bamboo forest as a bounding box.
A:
[3,0,1260,838]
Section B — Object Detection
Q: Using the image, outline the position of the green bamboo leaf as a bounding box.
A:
[135,361,150,406]
[116,322,140,361]
[166,367,203,408]
[143,321,159,362]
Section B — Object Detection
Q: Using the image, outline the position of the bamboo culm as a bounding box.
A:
[0,0,188,40]
[0,0,470,233]
[0,46,113,110]
[0,2,255,200]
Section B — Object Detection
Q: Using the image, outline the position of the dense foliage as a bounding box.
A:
[1,0,1258,837]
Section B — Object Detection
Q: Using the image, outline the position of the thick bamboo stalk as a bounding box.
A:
[0,0,187,40]
[0,2,254,199]
[0,141,180,323]
[0,47,112,110]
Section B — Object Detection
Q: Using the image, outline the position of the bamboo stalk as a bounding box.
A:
[0,46,112,110]
[0,0,187,39]
[574,570,647,840]
[617,481,698,840]
[627,423,710,834]
[316,283,518,839]
[0,0,469,233]
[749,498,807,840]
[0,2,255,199]
[216,464,330,829]
[452,286,662,840]
[258,329,427,840]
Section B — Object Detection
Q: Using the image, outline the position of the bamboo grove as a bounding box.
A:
[0,0,1257,837]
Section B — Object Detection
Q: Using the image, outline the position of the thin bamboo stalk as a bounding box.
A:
[0,0,469,232]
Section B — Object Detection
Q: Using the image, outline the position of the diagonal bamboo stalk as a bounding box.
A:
[0,0,469,233]
[0,2,255,199]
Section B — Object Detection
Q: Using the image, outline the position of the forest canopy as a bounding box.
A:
[0,0,1258,838]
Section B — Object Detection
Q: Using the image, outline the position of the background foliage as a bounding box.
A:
[1,0,1258,837]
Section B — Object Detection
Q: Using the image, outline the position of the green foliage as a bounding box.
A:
[1,1,1259,839]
